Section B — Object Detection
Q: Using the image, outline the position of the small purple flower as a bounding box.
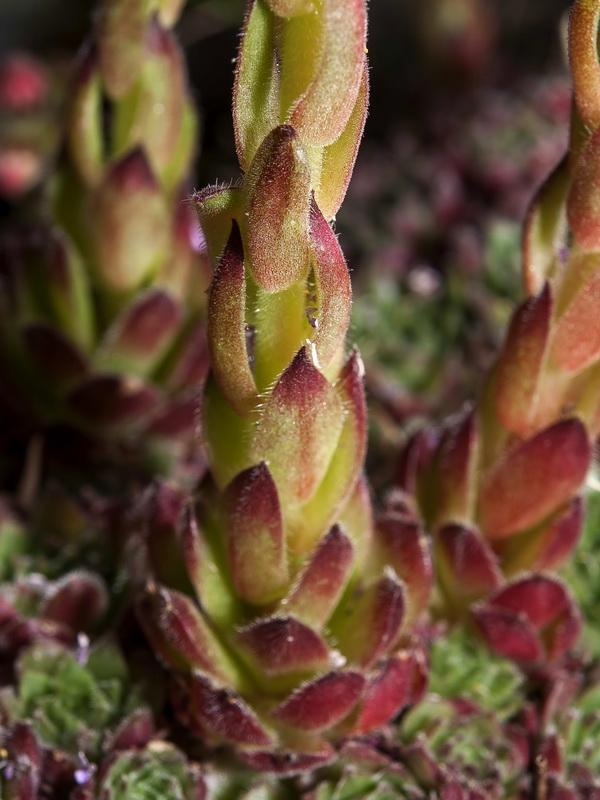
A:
[75,632,90,666]
[74,752,96,785]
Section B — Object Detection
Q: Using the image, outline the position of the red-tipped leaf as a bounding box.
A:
[353,652,417,733]
[252,347,344,508]
[372,514,433,626]
[333,570,405,668]
[97,290,182,378]
[284,525,354,627]
[309,199,352,376]
[236,616,330,676]
[434,407,479,526]
[189,674,273,747]
[225,462,288,605]
[207,220,257,416]
[245,125,312,291]
[273,671,365,731]
[495,285,552,436]
[479,419,590,539]
[436,524,502,612]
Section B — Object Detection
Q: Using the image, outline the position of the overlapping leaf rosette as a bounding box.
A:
[0,637,206,800]
[394,0,600,667]
[0,0,210,487]
[138,0,432,776]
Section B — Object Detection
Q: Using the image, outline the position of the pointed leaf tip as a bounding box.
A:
[225,462,288,605]
[190,674,273,747]
[245,124,312,292]
[436,523,502,612]
[480,418,590,539]
[273,671,365,731]
[236,616,330,676]
[285,524,354,627]
[252,347,344,507]
[207,220,257,415]
[495,284,552,436]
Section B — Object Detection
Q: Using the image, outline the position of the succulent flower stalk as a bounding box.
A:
[395,0,600,666]
[0,0,209,489]
[139,0,432,775]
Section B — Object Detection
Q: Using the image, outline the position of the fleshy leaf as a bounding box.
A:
[97,0,148,99]
[335,475,374,563]
[284,525,354,627]
[310,199,352,376]
[551,265,600,371]
[435,524,502,613]
[333,570,405,668]
[89,149,169,293]
[137,584,238,682]
[273,671,364,731]
[495,285,551,436]
[286,0,367,147]
[371,514,433,626]
[299,349,367,552]
[252,347,344,509]
[569,0,600,130]
[189,674,273,746]
[568,126,600,252]
[207,221,257,416]
[224,462,288,605]
[96,290,182,379]
[316,62,369,219]
[395,428,436,501]
[522,158,569,295]
[235,616,331,676]
[68,45,104,185]
[40,229,95,354]
[486,575,575,629]
[433,407,479,527]
[471,604,543,663]
[233,0,280,169]
[479,419,590,539]
[500,497,583,575]
[472,577,582,663]
[42,571,108,633]
[352,652,417,733]
[116,19,186,186]
[244,125,312,292]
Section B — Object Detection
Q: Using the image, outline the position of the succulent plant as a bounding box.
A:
[136,0,435,776]
[0,641,144,760]
[343,66,569,428]
[96,743,206,800]
[0,0,210,493]
[0,637,207,800]
[391,0,600,667]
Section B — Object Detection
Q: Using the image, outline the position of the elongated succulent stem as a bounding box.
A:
[397,0,600,665]
[0,0,210,485]
[139,0,432,774]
